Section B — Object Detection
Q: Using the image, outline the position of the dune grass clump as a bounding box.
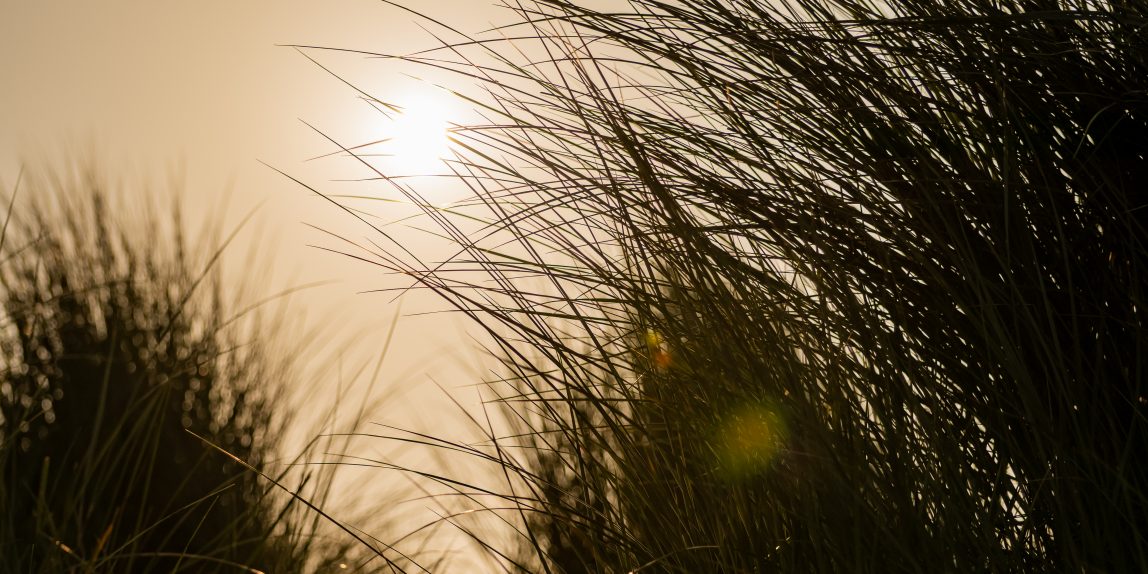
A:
[301,0,1146,571]
[0,167,350,572]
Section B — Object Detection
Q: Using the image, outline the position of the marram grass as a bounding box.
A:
[304,0,1145,571]
[0,165,354,573]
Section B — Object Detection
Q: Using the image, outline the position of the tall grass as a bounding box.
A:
[0,166,353,572]
[301,0,1146,571]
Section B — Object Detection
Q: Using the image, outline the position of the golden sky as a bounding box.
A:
[1,0,501,205]
[0,3,535,560]
[0,0,521,446]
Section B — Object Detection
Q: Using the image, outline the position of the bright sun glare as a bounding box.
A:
[383,88,457,177]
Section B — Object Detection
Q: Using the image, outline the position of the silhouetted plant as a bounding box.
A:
[0,166,349,572]
[305,0,1146,571]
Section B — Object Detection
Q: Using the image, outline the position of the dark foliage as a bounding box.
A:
[0,169,333,572]
[305,0,1147,571]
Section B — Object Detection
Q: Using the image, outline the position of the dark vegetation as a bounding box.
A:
[0,167,349,572]
[304,0,1147,571]
[2,0,1142,572]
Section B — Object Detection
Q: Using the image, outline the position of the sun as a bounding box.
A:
[381,87,458,177]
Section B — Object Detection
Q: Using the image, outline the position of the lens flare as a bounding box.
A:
[714,402,788,478]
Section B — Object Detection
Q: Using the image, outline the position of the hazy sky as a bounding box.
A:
[0,0,503,172]
[0,0,519,411]
[0,1,539,558]
[0,1,633,563]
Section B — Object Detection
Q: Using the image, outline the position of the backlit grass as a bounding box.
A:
[302,0,1146,571]
[0,165,354,572]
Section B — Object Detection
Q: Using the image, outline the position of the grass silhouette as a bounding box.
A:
[299,0,1146,571]
[0,165,353,572]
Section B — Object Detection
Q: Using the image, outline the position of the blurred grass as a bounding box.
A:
[0,165,355,572]
[301,0,1147,571]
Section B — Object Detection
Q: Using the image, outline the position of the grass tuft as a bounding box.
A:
[302,0,1146,571]
[0,164,354,572]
